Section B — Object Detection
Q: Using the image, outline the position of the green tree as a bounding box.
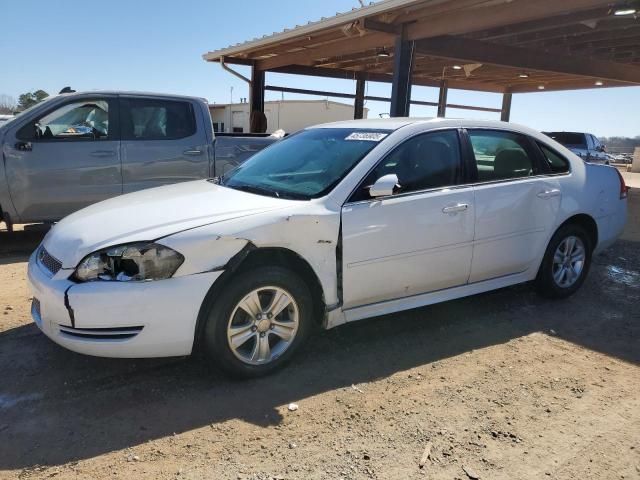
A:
[17,89,49,111]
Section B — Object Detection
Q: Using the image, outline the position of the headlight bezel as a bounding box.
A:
[72,242,185,283]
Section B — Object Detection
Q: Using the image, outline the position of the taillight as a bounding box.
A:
[615,168,628,199]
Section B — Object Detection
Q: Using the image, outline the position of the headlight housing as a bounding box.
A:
[73,243,184,282]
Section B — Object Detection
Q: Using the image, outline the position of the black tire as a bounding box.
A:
[535,223,592,299]
[201,266,314,378]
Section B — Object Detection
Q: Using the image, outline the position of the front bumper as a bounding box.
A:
[27,250,222,358]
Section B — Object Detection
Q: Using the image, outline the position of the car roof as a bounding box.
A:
[309,117,546,138]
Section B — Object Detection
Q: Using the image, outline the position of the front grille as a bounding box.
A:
[38,247,62,276]
[58,325,144,341]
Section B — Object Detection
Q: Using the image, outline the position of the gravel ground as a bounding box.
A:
[0,190,638,480]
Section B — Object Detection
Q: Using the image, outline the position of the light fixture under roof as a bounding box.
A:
[452,65,463,70]
[518,72,530,78]
[595,80,604,86]
[376,47,390,57]
[613,8,636,15]
[538,85,545,90]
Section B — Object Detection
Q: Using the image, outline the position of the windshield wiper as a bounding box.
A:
[229,183,282,198]
[228,183,308,200]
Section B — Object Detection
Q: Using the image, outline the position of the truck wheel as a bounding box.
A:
[202,266,313,378]
[535,224,592,299]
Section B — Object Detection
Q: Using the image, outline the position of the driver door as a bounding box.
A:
[5,95,122,222]
[341,129,475,309]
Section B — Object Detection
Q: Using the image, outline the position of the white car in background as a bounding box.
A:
[28,118,628,377]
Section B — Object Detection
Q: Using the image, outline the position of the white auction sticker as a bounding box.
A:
[345,132,388,142]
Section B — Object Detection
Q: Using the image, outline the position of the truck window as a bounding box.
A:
[18,100,110,141]
[121,99,196,140]
[544,132,587,149]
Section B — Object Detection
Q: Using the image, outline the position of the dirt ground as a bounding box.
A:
[1,191,639,480]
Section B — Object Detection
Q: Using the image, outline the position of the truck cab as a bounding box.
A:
[0,91,276,228]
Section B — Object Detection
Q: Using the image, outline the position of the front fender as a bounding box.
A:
[159,205,342,306]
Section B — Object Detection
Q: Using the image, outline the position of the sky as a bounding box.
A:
[1,0,639,138]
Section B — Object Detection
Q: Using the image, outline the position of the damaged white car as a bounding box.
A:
[28,118,628,377]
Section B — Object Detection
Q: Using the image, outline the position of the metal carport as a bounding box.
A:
[203,0,640,131]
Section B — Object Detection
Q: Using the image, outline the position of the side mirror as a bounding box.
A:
[369,173,399,198]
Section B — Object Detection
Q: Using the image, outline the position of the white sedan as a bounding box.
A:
[28,118,628,377]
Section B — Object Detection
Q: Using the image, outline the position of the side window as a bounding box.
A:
[586,134,595,150]
[121,99,196,140]
[18,100,110,141]
[468,130,535,181]
[355,130,461,200]
[538,143,570,174]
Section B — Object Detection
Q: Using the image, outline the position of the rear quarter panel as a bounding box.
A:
[536,136,626,254]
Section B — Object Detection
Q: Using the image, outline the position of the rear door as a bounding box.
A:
[119,96,209,193]
[5,95,121,222]
[466,129,561,283]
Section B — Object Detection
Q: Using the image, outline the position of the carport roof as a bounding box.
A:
[203,0,640,93]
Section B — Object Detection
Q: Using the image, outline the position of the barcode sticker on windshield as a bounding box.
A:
[345,132,388,142]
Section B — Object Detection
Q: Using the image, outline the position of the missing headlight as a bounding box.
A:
[73,243,184,282]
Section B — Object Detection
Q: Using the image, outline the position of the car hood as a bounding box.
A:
[42,180,299,268]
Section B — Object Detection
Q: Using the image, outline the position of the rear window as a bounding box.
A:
[544,132,586,148]
[121,98,196,140]
[538,143,570,174]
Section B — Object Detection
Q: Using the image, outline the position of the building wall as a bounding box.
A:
[209,100,368,134]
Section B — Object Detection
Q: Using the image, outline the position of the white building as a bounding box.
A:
[209,99,368,134]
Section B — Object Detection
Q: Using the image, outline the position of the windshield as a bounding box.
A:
[544,132,586,148]
[0,95,58,130]
[220,128,390,200]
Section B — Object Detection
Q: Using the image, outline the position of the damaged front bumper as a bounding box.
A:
[27,250,222,358]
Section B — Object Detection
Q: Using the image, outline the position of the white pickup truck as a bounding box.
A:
[0,91,277,229]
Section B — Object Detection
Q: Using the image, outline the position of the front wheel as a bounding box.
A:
[202,266,314,378]
[535,224,592,299]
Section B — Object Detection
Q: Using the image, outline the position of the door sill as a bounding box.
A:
[328,270,532,328]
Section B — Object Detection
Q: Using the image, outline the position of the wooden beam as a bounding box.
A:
[501,92,512,121]
[363,18,402,35]
[354,75,366,119]
[405,0,612,41]
[467,4,616,42]
[249,65,265,115]
[390,26,414,117]
[437,80,448,117]
[414,35,640,85]
[270,64,513,93]
[256,32,394,70]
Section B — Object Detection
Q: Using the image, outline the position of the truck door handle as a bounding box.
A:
[537,189,561,199]
[442,203,469,214]
[90,150,116,157]
[183,149,203,156]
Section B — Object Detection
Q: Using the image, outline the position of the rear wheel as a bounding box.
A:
[202,266,313,378]
[535,224,592,299]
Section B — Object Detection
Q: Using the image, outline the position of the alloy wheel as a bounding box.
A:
[226,286,299,365]
[552,235,586,288]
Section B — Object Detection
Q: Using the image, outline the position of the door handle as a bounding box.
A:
[183,149,203,156]
[14,141,32,151]
[90,150,116,157]
[537,189,561,199]
[442,203,469,214]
